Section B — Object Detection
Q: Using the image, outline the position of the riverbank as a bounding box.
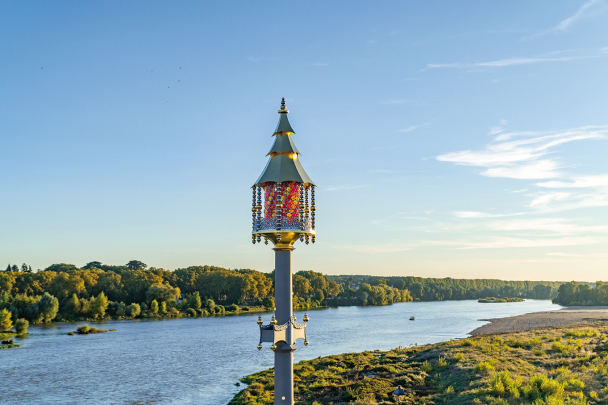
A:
[230,321,608,404]
[470,307,608,336]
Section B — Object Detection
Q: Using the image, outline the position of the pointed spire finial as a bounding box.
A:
[278,97,289,114]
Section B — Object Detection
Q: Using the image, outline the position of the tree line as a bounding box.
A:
[329,275,561,302]
[0,261,371,323]
[553,281,608,306]
[0,260,566,325]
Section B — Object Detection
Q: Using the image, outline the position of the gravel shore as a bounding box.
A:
[469,306,608,336]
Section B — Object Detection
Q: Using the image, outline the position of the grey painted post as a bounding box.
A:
[273,247,295,405]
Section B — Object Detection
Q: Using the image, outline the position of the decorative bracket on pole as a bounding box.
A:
[257,314,309,350]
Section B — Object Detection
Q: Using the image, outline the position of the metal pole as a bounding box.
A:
[273,247,295,405]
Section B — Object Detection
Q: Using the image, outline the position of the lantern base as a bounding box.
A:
[253,230,314,250]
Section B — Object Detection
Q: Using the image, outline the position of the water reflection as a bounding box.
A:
[0,300,559,404]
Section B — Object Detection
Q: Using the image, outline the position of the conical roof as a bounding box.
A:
[267,133,300,156]
[254,99,315,186]
[274,113,295,134]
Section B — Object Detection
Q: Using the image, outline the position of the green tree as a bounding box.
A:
[15,318,28,334]
[314,289,325,301]
[150,299,159,314]
[47,272,86,301]
[91,272,124,302]
[44,263,78,273]
[11,264,19,272]
[79,298,90,315]
[126,260,147,271]
[293,274,312,297]
[327,280,340,297]
[0,272,17,294]
[205,298,216,312]
[160,301,167,314]
[146,283,180,304]
[0,308,13,331]
[115,302,126,317]
[65,293,81,317]
[37,292,59,322]
[126,303,141,317]
[89,292,109,319]
[82,261,103,269]
[188,292,202,309]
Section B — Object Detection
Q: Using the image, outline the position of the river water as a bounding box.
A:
[0,299,559,405]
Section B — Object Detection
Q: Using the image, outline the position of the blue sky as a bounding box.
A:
[1,1,607,281]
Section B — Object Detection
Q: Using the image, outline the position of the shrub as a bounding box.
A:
[532,349,546,356]
[67,331,74,336]
[15,318,28,334]
[77,325,90,334]
[226,304,239,312]
[475,361,495,373]
[461,339,475,347]
[185,308,197,317]
[437,356,448,367]
[566,329,599,338]
[150,300,159,314]
[445,385,454,394]
[126,303,141,317]
[453,353,464,362]
[566,378,585,391]
[420,360,432,372]
[490,370,521,397]
[241,307,250,311]
[540,378,564,398]
[506,338,525,348]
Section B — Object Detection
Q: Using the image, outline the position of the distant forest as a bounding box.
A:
[553,281,608,306]
[327,275,561,301]
[0,261,567,325]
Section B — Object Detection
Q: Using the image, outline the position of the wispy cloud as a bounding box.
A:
[455,211,523,218]
[313,62,329,66]
[324,185,370,192]
[487,218,608,234]
[547,252,608,258]
[537,175,608,188]
[546,0,603,34]
[337,244,410,254]
[437,125,607,180]
[426,236,598,249]
[399,123,430,133]
[530,192,571,207]
[438,123,608,215]
[424,48,605,70]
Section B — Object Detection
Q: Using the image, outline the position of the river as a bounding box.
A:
[0,299,559,404]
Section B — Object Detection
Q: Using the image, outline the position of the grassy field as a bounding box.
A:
[229,322,608,405]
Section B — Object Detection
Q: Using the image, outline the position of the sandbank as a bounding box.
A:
[469,306,608,336]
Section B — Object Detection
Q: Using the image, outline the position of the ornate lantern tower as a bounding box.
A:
[252,98,315,404]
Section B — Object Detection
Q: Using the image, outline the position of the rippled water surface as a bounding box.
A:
[0,299,560,404]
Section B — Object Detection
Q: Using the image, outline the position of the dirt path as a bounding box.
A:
[469,307,608,336]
